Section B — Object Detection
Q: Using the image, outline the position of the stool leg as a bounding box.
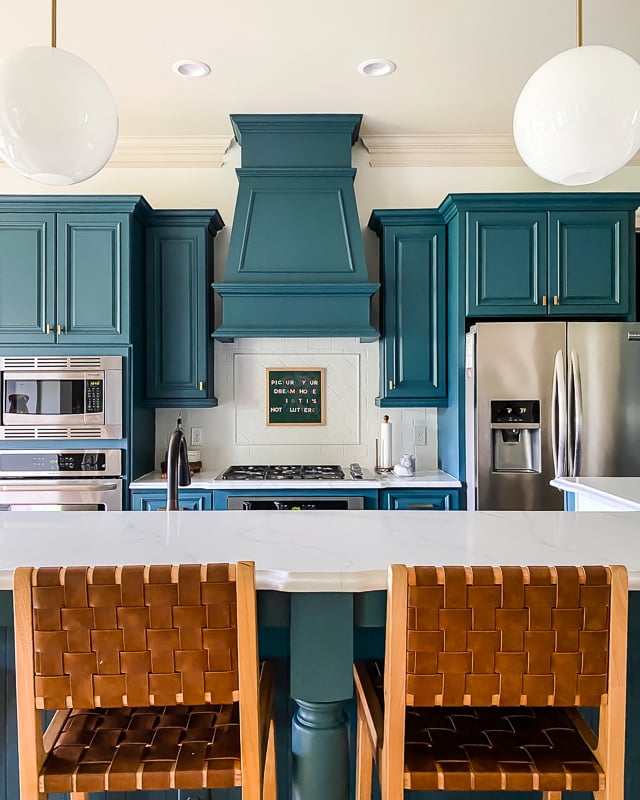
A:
[263,717,277,800]
[541,793,563,799]
[354,704,373,800]
[70,793,88,800]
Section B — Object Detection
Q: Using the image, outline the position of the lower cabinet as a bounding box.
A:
[379,488,462,510]
[130,489,213,511]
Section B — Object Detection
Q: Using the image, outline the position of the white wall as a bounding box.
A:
[2,141,639,472]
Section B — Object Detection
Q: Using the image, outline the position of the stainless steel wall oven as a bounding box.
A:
[0,449,122,511]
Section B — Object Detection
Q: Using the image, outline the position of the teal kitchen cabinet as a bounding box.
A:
[145,211,224,407]
[130,488,213,511]
[0,197,148,345]
[380,487,462,510]
[369,210,447,407]
[440,193,640,319]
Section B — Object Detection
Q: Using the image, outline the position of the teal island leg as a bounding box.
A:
[290,593,354,800]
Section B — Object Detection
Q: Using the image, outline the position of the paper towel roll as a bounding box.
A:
[380,415,392,469]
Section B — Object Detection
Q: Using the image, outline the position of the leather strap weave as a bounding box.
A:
[407,565,610,707]
[31,564,238,709]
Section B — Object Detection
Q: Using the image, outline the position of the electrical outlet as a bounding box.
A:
[414,425,426,446]
[190,427,203,446]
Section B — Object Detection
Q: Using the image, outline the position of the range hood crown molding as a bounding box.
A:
[213,114,379,341]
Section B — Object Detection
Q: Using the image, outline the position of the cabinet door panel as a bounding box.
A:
[57,214,128,343]
[467,211,547,316]
[146,227,212,404]
[549,210,629,316]
[380,225,446,405]
[0,214,55,343]
[130,490,213,511]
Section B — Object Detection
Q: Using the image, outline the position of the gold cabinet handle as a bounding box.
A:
[56,324,63,335]
[388,380,394,390]
[542,295,547,306]
[553,295,559,306]
[45,323,51,334]
[407,503,435,509]
[199,381,204,391]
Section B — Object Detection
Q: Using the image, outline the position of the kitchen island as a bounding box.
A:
[551,475,640,511]
[1,509,640,800]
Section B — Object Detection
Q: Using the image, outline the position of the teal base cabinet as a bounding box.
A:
[130,489,213,511]
[145,211,224,407]
[439,193,640,321]
[369,210,447,407]
[0,197,150,346]
[379,488,462,510]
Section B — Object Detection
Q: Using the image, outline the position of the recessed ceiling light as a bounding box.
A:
[357,58,396,77]
[172,59,211,78]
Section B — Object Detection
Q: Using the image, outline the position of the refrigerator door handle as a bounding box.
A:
[570,350,583,477]
[567,352,575,476]
[551,350,567,477]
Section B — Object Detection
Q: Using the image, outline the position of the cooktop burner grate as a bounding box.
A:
[221,465,345,480]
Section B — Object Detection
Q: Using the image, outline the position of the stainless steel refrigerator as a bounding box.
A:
[465,321,640,510]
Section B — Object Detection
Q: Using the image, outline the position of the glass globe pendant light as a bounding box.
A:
[0,0,118,185]
[513,0,640,185]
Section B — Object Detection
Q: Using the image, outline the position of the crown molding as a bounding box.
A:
[0,135,234,170]
[361,133,640,170]
[109,135,233,167]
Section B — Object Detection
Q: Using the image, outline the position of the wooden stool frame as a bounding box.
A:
[14,561,276,800]
[354,564,628,800]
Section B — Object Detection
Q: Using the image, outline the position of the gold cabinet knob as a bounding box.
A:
[542,295,547,306]
[388,380,394,390]
[553,295,559,306]
[56,324,63,335]
[199,381,204,391]
[45,323,51,334]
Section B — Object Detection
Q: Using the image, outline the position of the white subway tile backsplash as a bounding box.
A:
[154,338,439,471]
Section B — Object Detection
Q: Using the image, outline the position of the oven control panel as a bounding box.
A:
[0,449,121,477]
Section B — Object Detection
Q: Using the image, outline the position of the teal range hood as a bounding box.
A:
[212,114,379,339]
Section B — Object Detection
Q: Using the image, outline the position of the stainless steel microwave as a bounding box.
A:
[0,355,123,440]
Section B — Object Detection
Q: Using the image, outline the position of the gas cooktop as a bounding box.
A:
[219,464,366,480]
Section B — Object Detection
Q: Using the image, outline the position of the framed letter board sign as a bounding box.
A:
[267,368,326,426]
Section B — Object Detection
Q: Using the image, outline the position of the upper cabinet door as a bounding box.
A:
[379,224,447,406]
[467,211,548,317]
[548,210,630,317]
[57,214,130,343]
[145,223,217,406]
[0,214,55,343]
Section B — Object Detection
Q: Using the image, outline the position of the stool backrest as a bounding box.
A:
[20,563,248,710]
[395,565,619,708]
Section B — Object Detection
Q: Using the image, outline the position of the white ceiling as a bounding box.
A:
[2,0,640,142]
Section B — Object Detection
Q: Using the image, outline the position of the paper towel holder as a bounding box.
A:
[375,414,394,473]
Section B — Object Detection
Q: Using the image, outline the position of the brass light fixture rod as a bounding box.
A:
[51,0,57,48]
[576,0,583,47]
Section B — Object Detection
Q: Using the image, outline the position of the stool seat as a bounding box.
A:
[361,660,603,793]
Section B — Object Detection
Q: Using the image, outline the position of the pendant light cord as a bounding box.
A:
[576,0,582,47]
[51,0,57,47]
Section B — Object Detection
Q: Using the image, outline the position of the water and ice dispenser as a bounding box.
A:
[491,400,541,473]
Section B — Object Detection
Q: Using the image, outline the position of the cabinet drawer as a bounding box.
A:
[130,489,213,511]
[380,489,461,510]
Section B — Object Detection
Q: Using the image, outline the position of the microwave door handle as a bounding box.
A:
[551,350,567,478]
[571,351,583,477]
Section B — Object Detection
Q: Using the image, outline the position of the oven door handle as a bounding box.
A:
[0,481,120,492]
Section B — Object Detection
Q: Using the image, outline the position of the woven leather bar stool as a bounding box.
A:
[14,561,276,800]
[353,564,628,800]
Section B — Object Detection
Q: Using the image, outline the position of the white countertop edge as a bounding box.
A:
[550,477,640,510]
[2,566,639,592]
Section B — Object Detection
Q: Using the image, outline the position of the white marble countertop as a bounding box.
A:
[551,476,640,510]
[129,468,462,491]
[1,509,640,590]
